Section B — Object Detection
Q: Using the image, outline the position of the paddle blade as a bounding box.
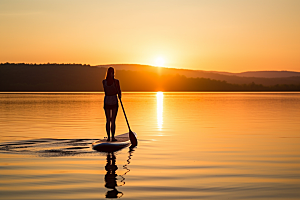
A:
[129,131,138,147]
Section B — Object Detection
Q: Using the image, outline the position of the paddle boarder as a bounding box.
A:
[103,67,122,142]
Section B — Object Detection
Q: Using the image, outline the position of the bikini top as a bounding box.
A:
[103,79,118,96]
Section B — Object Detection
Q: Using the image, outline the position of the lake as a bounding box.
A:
[0,92,300,200]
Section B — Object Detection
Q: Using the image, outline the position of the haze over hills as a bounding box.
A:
[98,64,300,86]
[213,71,300,78]
[99,64,300,78]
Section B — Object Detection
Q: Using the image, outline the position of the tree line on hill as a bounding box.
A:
[103,64,300,86]
[1,63,300,92]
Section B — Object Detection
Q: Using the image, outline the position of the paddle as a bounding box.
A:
[119,97,138,147]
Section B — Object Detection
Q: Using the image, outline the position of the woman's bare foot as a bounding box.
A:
[112,138,117,142]
[106,138,110,142]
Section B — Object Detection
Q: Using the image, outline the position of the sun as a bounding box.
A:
[154,57,165,67]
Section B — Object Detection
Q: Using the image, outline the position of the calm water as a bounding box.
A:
[0,92,300,200]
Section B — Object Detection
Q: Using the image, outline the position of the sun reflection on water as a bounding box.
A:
[156,92,164,131]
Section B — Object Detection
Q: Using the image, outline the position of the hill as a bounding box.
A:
[1,63,300,92]
[98,64,300,86]
[214,71,300,78]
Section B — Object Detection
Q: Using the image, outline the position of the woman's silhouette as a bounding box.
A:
[103,67,122,142]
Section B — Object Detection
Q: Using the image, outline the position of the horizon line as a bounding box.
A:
[2,62,300,73]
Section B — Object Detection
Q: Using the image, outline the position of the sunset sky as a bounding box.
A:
[1,0,299,72]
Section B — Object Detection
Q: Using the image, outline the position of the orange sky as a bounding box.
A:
[0,0,299,72]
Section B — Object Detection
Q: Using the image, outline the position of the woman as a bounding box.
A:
[103,67,121,142]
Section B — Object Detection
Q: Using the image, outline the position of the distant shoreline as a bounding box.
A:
[1,63,300,92]
[1,91,300,93]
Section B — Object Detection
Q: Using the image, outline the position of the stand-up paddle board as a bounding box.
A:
[92,132,133,152]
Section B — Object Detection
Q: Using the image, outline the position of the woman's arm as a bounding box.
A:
[116,79,122,99]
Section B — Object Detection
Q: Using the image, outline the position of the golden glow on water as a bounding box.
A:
[1,92,300,200]
[156,92,164,131]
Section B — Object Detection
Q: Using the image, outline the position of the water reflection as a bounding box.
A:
[105,153,123,198]
[104,148,135,198]
[156,92,164,131]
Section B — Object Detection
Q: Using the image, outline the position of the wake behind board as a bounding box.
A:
[92,132,131,152]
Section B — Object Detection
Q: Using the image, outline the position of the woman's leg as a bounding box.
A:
[110,106,118,140]
[105,108,111,141]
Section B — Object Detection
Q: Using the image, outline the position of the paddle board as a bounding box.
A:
[92,133,131,152]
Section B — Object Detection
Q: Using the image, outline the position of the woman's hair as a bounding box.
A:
[105,67,115,84]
